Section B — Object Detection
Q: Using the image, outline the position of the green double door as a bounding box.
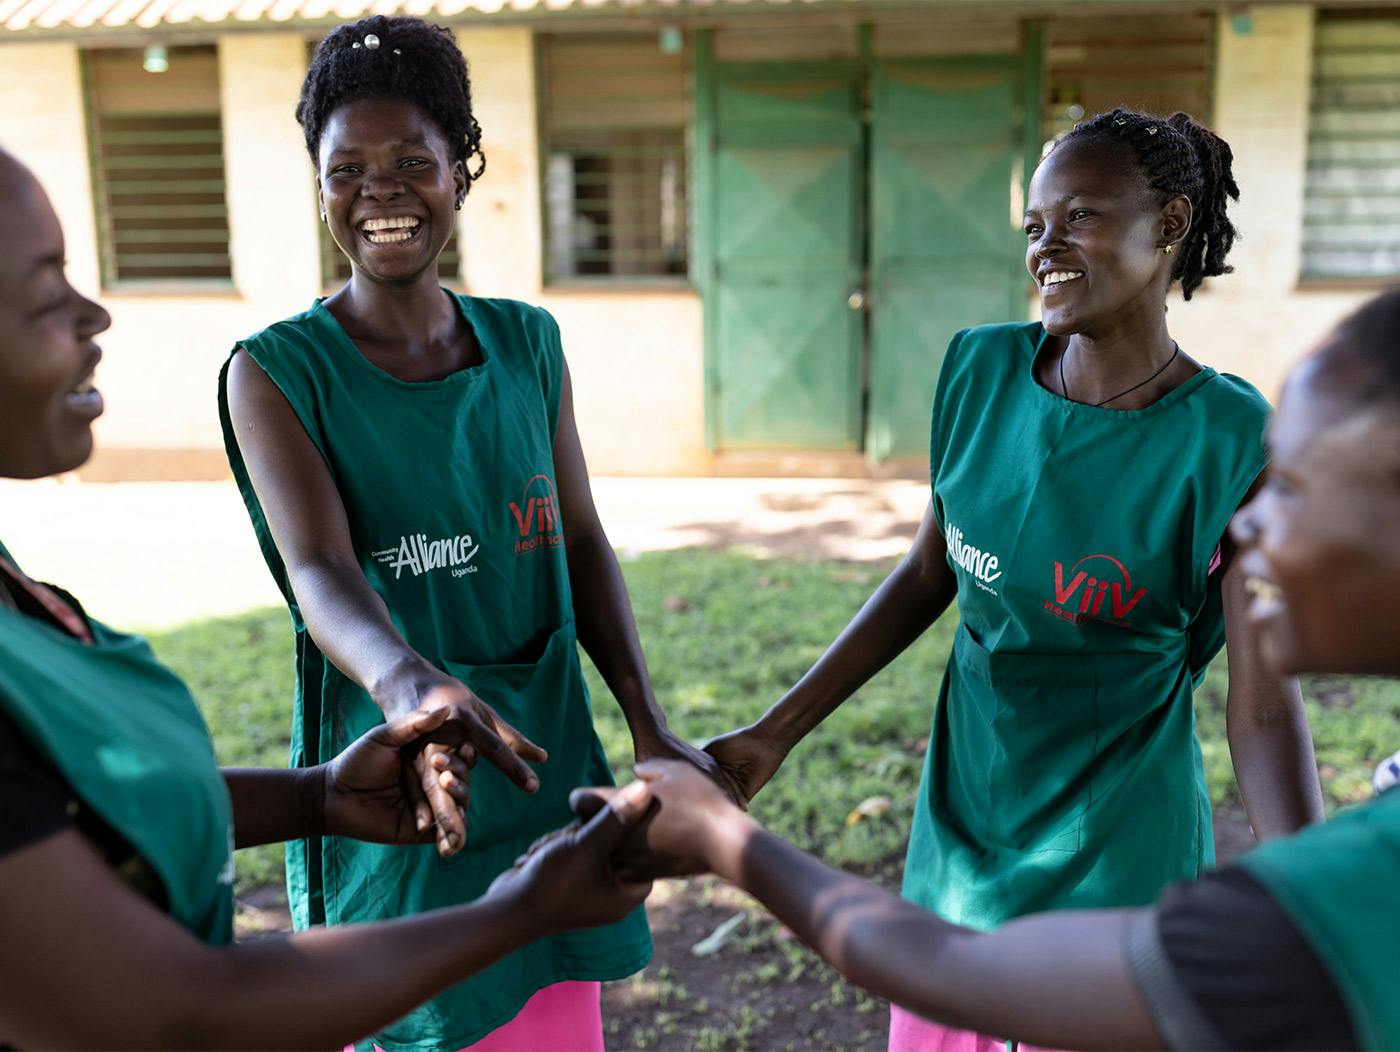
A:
[708,58,1027,458]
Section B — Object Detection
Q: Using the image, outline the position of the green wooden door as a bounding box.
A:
[710,71,864,449]
[867,60,1024,460]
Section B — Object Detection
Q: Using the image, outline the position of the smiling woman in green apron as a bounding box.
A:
[219,17,716,1052]
[577,287,1400,1052]
[0,145,656,1051]
[705,109,1326,1052]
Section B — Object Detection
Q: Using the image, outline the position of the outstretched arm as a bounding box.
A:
[0,781,652,1050]
[225,350,438,717]
[705,818,1158,1049]
[225,350,546,853]
[612,762,1163,1051]
[552,359,717,776]
[705,501,958,804]
[224,708,475,850]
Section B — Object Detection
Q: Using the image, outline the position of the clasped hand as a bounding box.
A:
[341,666,765,866]
[484,780,657,936]
[373,673,551,858]
[322,706,532,858]
[484,762,745,936]
[570,760,748,881]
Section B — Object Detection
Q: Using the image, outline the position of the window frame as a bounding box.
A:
[534,31,694,291]
[81,44,235,292]
[1041,13,1217,149]
[1298,7,1400,287]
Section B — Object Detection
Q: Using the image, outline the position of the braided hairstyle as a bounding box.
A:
[1055,108,1239,300]
[297,16,486,185]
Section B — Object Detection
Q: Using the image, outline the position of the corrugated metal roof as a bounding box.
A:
[0,0,1246,38]
[0,0,782,33]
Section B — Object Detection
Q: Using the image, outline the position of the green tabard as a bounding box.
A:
[0,543,235,945]
[904,323,1271,930]
[1238,788,1400,1051]
[219,293,651,1051]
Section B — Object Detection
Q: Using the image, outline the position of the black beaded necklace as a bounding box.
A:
[1060,341,1180,408]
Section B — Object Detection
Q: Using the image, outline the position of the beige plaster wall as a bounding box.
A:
[1,34,322,476]
[459,26,710,476]
[0,43,102,304]
[221,34,322,308]
[457,26,542,300]
[1167,5,1383,403]
[540,291,708,475]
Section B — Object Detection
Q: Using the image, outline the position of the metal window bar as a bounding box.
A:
[538,33,692,283]
[1302,12,1400,280]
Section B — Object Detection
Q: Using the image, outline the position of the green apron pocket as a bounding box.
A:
[439,621,613,858]
[935,623,1095,854]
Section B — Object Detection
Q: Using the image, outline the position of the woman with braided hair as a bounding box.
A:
[220,15,719,1050]
[580,288,1400,1052]
[704,109,1325,1052]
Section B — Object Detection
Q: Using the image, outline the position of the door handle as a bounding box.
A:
[847,289,866,311]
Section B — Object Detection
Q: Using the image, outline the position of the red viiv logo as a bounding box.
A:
[509,474,563,555]
[1048,553,1147,624]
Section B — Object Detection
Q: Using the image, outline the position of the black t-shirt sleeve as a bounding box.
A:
[1126,866,1359,1051]
[0,706,74,856]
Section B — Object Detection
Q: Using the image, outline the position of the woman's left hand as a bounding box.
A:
[634,726,743,805]
[322,708,476,857]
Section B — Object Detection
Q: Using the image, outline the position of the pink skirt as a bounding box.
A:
[348,979,603,1052]
[888,1004,1063,1052]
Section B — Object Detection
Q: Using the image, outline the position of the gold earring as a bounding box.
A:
[1163,244,1173,255]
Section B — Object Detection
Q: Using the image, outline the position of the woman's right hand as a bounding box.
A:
[487,781,655,935]
[376,669,549,854]
[702,725,789,808]
[570,760,751,880]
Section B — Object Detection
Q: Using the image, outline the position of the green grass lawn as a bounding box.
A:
[147,548,1400,897]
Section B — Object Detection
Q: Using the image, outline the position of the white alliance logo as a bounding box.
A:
[946,522,1003,595]
[373,531,480,580]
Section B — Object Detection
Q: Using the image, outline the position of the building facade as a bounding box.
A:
[1,1,1396,478]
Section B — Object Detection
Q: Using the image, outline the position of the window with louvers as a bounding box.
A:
[84,46,232,286]
[538,33,690,283]
[1043,14,1214,145]
[1302,11,1400,281]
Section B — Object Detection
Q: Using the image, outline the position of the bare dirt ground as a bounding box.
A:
[236,809,1256,1052]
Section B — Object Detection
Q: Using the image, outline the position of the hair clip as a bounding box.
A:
[1113,118,1127,126]
[1147,126,1159,136]
[393,48,401,54]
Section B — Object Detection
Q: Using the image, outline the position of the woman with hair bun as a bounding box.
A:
[704,109,1327,1052]
[0,144,655,1052]
[221,16,716,1050]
